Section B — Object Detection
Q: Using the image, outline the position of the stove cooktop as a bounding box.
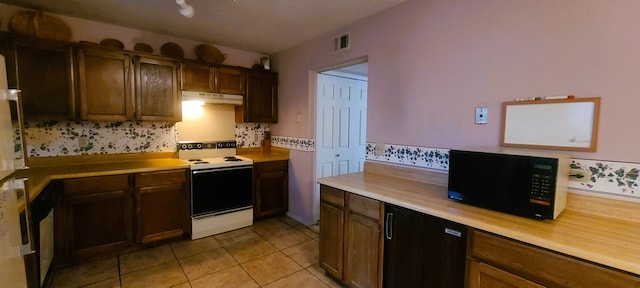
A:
[187,155,253,170]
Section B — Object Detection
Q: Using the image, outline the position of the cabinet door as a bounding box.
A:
[216,66,245,95]
[61,175,133,262]
[181,62,214,92]
[135,183,188,243]
[134,170,188,243]
[468,261,545,288]
[240,70,277,123]
[135,56,181,121]
[78,47,134,121]
[319,202,344,280]
[254,160,288,220]
[5,37,75,121]
[344,212,380,288]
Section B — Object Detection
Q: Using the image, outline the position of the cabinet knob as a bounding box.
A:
[335,154,340,157]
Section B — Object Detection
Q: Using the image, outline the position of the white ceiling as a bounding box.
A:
[0,0,407,54]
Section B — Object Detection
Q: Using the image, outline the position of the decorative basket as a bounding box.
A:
[9,11,71,41]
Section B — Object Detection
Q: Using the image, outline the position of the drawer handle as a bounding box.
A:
[385,212,394,240]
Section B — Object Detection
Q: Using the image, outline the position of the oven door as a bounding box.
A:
[191,166,253,218]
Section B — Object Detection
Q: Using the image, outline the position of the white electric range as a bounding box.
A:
[178,141,254,239]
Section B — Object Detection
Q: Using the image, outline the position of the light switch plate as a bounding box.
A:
[475,107,488,124]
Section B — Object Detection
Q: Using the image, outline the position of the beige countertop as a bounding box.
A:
[318,168,640,276]
[238,147,289,163]
[17,154,190,202]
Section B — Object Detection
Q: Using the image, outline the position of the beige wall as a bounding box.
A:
[272,0,640,223]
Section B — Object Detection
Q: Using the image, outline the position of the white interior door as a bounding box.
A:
[314,73,367,221]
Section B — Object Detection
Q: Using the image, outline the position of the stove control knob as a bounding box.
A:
[181,144,188,150]
[187,144,193,149]
[196,143,203,149]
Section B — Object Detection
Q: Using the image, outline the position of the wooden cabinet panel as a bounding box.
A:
[135,169,187,187]
[134,169,189,243]
[319,185,382,288]
[319,201,344,279]
[78,47,134,121]
[216,66,245,95]
[468,260,545,288]
[470,230,640,288]
[60,176,133,263]
[238,70,278,123]
[254,160,288,220]
[344,212,380,288]
[135,183,188,243]
[3,36,75,121]
[181,62,214,92]
[135,56,180,121]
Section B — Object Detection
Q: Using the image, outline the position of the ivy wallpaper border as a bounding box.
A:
[365,143,450,171]
[271,136,315,151]
[569,159,639,200]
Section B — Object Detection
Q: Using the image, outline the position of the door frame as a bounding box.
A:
[312,56,369,223]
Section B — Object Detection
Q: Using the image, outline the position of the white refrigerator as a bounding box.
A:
[0,55,32,287]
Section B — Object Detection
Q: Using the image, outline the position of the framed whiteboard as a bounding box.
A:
[501,97,600,152]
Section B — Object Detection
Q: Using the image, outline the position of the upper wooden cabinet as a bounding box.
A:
[181,62,214,92]
[181,62,245,95]
[78,47,134,121]
[237,70,278,123]
[78,46,181,122]
[135,56,181,121]
[216,66,245,95]
[1,34,76,121]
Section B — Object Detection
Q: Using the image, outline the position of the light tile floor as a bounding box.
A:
[50,217,344,288]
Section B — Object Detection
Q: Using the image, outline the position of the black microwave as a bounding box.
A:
[447,149,569,220]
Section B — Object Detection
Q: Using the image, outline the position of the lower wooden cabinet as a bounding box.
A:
[134,170,189,243]
[468,260,545,288]
[253,160,288,220]
[319,185,383,288]
[55,169,189,266]
[468,229,640,288]
[58,175,133,264]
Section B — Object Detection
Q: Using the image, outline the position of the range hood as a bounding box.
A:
[182,91,243,105]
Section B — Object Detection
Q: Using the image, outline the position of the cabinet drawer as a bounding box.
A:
[471,230,640,288]
[320,185,345,207]
[64,175,130,195]
[347,193,380,219]
[255,160,287,173]
[135,169,187,187]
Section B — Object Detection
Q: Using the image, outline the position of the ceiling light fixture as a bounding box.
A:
[175,0,195,18]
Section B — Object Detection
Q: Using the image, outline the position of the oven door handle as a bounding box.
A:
[192,166,252,174]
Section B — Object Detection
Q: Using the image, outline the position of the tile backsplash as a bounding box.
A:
[235,123,269,148]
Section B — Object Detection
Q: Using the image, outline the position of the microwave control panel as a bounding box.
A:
[529,163,555,206]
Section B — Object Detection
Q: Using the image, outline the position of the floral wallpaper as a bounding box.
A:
[24,120,177,157]
[235,123,269,148]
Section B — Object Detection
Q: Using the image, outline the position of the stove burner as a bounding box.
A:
[188,159,203,162]
[193,161,209,164]
[224,156,242,162]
